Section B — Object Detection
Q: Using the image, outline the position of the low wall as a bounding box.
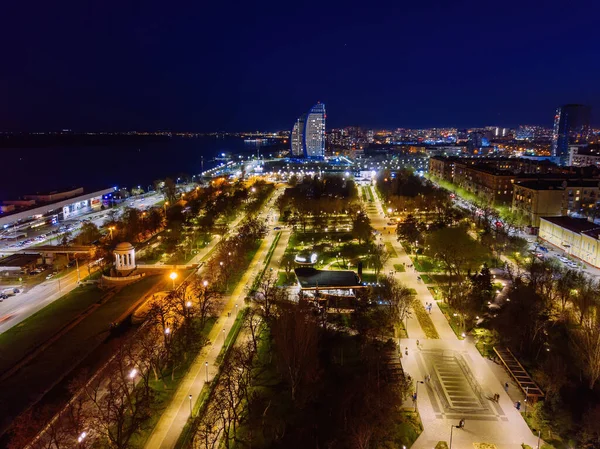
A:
[102,273,145,283]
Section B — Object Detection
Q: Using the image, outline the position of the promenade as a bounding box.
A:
[366,185,539,449]
[144,191,286,449]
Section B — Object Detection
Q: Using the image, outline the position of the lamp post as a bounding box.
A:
[449,424,460,449]
[524,386,529,415]
[189,394,193,417]
[536,429,541,449]
[109,226,115,240]
[414,380,424,412]
[205,361,209,382]
[170,272,178,291]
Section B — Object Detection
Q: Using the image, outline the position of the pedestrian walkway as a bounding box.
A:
[366,185,540,449]
[145,193,286,449]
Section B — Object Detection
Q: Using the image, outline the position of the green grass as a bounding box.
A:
[472,327,497,359]
[385,241,398,258]
[420,274,433,284]
[437,302,465,340]
[215,307,248,364]
[0,284,103,374]
[412,298,439,339]
[0,275,164,432]
[277,271,294,286]
[411,256,441,272]
[393,263,406,272]
[225,243,261,294]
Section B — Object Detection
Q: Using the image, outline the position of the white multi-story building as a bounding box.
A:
[289,102,326,158]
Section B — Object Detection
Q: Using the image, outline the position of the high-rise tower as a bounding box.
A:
[552,104,591,164]
[289,102,326,158]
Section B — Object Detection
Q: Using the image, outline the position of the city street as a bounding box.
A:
[0,265,94,334]
[366,185,540,449]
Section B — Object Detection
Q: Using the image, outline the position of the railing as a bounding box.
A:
[494,346,544,402]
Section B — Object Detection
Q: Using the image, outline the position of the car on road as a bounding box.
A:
[567,261,578,269]
[46,273,54,280]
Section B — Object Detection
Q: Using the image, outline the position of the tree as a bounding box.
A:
[82,346,151,449]
[352,211,372,244]
[60,231,72,246]
[396,214,423,249]
[252,272,286,323]
[76,222,102,245]
[570,309,600,389]
[369,243,390,282]
[272,304,320,402]
[163,177,178,204]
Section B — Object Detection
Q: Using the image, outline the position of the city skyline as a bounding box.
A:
[1,1,600,132]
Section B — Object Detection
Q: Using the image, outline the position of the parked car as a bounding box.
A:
[46,273,54,280]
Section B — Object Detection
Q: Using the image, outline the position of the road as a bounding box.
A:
[0,190,165,255]
[144,188,285,449]
[0,264,98,334]
[366,185,540,449]
[438,180,600,278]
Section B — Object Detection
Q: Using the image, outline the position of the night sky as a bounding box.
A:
[1,0,599,132]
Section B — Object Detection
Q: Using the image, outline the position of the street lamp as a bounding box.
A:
[205,361,209,382]
[203,280,208,287]
[108,226,115,239]
[189,394,193,417]
[170,272,178,290]
[129,368,138,379]
[449,423,460,448]
[78,431,87,444]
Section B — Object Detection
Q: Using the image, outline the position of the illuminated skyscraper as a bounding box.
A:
[304,103,326,158]
[552,104,591,164]
[290,114,305,157]
[289,102,326,158]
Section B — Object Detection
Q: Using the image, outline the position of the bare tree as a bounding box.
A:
[570,308,600,389]
[82,347,151,449]
[272,304,320,402]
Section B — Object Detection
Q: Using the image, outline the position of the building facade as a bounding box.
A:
[539,216,600,268]
[289,103,326,158]
[551,104,592,164]
[290,115,306,157]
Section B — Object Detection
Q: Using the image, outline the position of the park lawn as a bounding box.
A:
[225,242,261,295]
[385,241,398,258]
[411,256,442,272]
[472,327,498,359]
[277,271,294,286]
[0,284,103,373]
[412,298,439,339]
[420,274,433,284]
[0,275,163,430]
[437,302,465,340]
[393,263,406,272]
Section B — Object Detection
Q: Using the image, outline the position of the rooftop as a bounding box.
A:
[516,179,600,190]
[294,267,362,290]
[541,216,600,234]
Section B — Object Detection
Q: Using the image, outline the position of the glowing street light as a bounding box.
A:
[78,432,87,443]
[170,272,178,290]
[203,280,208,287]
[186,301,192,308]
[108,226,115,239]
[129,368,138,379]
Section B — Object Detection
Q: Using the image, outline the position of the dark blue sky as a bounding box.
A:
[1,0,599,132]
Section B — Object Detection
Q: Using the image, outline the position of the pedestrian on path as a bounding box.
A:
[459,418,465,429]
[516,401,521,410]
[416,339,420,348]
[504,382,509,392]
[405,347,409,356]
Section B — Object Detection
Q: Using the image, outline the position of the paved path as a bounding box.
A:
[144,190,285,449]
[366,185,539,449]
